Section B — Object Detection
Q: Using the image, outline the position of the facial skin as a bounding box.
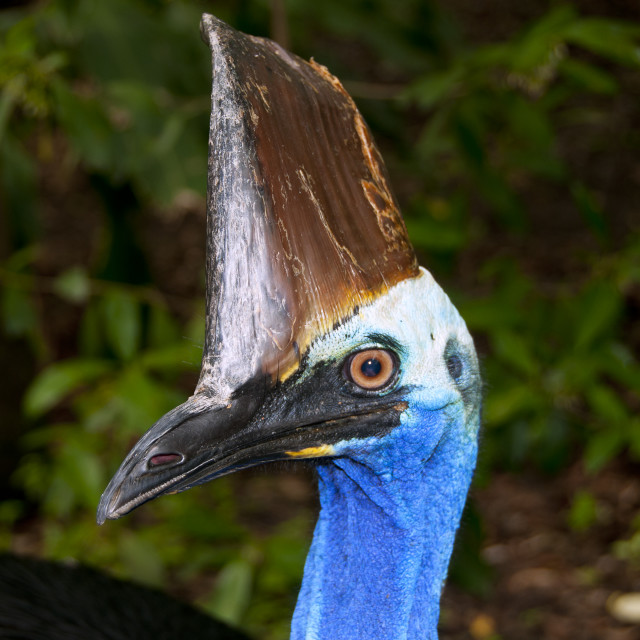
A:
[301,268,480,426]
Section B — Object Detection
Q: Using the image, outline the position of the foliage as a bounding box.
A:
[567,489,599,532]
[613,511,640,566]
[0,0,639,637]
[461,239,640,475]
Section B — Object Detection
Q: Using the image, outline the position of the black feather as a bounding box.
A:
[0,553,250,640]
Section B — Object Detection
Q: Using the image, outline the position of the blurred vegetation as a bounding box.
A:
[0,0,639,637]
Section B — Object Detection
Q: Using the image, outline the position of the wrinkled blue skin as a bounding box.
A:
[292,408,478,640]
[289,271,481,640]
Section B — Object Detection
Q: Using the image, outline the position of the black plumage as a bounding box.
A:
[0,553,249,640]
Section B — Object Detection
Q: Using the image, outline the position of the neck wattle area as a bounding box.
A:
[290,427,477,640]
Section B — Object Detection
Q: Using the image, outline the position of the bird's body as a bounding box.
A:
[0,553,247,640]
[2,15,480,640]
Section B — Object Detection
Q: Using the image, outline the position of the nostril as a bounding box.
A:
[149,453,182,468]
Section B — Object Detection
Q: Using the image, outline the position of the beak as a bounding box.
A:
[97,383,407,524]
[96,393,261,524]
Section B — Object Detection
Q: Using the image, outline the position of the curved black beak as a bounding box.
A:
[97,373,408,524]
[97,390,327,524]
[97,394,260,523]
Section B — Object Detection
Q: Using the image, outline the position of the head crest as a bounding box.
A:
[198,15,419,397]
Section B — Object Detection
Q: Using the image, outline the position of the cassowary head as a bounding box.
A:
[97,17,480,521]
[98,16,480,638]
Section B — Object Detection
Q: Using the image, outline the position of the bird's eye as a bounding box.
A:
[345,349,397,391]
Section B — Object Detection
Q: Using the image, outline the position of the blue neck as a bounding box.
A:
[290,412,477,640]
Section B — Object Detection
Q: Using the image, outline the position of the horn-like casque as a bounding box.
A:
[198,15,419,398]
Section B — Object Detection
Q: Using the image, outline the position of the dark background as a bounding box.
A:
[0,1,639,638]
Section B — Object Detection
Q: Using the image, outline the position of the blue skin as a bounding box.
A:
[288,271,481,640]
[291,404,478,640]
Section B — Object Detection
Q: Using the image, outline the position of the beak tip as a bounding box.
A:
[96,481,127,525]
[96,494,115,525]
[96,504,109,526]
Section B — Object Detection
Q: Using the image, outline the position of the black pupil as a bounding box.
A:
[361,358,382,377]
[447,354,463,380]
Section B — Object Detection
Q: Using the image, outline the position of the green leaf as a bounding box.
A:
[574,282,621,350]
[567,490,598,532]
[147,305,180,348]
[453,109,485,169]
[101,289,141,361]
[484,384,539,426]
[405,196,468,252]
[523,5,578,44]
[415,107,454,160]
[560,58,618,94]
[24,359,113,418]
[204,559,253,625]
[613,530,640,564]
[175,507,246,541]
[598,344,640,391]
[139,344,200,373]
[1,285,36,336]
[406,216,467,252]
[586,384,628,423]
[492,330,539,377]
[0,500,24,526]
[112,368,184,436]
[53,266,91,304]
[52,80,115,171]
[58,438,105,509]
[584,429,624,473]
[565,19,640,66]
[118,533,165,588]
[510,29,562,74]
[458,297,519,332]
[506,95,554,150]
[403,66,464,109]
[42,474,76,518]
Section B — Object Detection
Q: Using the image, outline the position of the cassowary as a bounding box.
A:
[1,15,481,640]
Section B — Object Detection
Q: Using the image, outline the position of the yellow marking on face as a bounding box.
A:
[277,359,303,384]
[275,286,387,384]
[285,444,335,458]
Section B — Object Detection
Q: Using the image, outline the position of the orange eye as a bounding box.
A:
[346,349,397,391]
